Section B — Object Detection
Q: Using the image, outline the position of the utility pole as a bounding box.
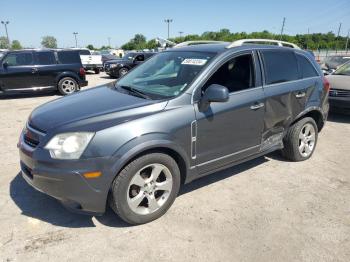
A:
[345,29,350,54]
[279,17,286,40]
[73,32,78,48]
[164,19,173,39]
[108,37,111,47]
[179,31,184,38]
[1,21,10,48]
[335,22,342,53]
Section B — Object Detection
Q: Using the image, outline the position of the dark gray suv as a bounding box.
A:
[18,43,329,224]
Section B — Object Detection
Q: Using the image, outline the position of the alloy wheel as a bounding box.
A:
[298,123,316,157]
[127,163,173,215]
[61,79,76,94]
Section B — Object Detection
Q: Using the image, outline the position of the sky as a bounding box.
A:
[0,0,350,48]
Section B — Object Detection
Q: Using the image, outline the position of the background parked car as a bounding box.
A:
[321,55,350,74]
[326,60,350,113]
[76,48,103,74]
[0,49,87,95]
[101,54,118,65]
[104,52,156,78]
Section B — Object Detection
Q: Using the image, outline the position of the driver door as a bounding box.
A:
[194,51,265,174]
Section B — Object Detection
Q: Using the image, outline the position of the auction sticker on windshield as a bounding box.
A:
[181,58,208,66]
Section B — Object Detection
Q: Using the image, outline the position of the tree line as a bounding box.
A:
[121,29,349,50]
[1,29,348,50]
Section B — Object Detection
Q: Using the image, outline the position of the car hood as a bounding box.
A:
[326,75,350,90]
[29,83,166,133]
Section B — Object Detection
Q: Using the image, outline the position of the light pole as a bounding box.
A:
[179,31,184,38]
[73,32,78,48]
[164,19,173,39]
[1,21,10,48]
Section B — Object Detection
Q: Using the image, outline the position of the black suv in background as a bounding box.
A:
[104,52,156,78]
[0,49,88,96]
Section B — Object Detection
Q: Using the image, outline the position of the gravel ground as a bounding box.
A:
[0,72,349,262]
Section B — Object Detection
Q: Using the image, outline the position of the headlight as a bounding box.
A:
[45,132,94,159]
[110,64,118,68]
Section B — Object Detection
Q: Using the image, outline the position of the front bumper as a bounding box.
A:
[18,131,114,215]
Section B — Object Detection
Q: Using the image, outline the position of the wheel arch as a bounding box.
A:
[56,72,81,88]
[290,108,325,132]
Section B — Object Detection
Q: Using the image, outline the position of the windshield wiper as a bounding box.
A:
[119,85,152,99]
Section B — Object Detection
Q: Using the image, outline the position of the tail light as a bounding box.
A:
[322,77,330,92]
[79,67,86,77]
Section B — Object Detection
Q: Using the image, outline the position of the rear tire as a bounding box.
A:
[57,77,78,96]
[282,117,318,162]
[109,153,181,225]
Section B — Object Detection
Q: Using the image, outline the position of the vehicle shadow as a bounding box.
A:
[10,172,129,228]
[0,91,57,100]
[327,112,350,124]
[10,156,267,228]
[180,156,268,195]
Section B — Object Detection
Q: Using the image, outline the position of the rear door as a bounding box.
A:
[259,49,318,144]
[33,51,58,88]
[0,52,36,90]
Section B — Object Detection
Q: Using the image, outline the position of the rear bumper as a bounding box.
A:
[83,64,103,70]
[79,80,88,87]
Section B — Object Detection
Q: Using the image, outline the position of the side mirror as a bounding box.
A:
[3,62,8,69]
[199,84,229,110]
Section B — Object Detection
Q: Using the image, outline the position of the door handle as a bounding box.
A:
[250,102,264,110]
[295,91,306,98]
[31,68,38,74]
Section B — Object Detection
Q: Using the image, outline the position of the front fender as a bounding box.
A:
[110,133,191,177]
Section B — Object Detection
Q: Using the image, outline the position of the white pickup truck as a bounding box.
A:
[78,49,103,74]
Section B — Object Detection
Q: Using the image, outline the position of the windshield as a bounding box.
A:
[334,61,350,76]
[116,51,216,99]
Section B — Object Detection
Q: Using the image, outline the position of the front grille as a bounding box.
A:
[329,88,350,97]
[23,122,46,148]
[24,135,39,147]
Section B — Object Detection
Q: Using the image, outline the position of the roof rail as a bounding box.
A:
[174,40,227,48]
[226,39,301,49]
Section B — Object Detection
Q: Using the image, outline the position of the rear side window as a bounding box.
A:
[57,51,81,64]
[296,54,318,78]
[262,50,298,85]
[35,51,56,65]
[3,52,33,66]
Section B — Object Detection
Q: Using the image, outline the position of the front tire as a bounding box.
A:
[110,153,181,225]
[118,67,129,77]
[94,68,100,74]
[282,117,318,161]
[57,77,78,96]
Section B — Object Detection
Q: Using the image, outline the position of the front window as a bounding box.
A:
[3,52,33,66]
[334,61,350,76]
[116,51,216,99]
